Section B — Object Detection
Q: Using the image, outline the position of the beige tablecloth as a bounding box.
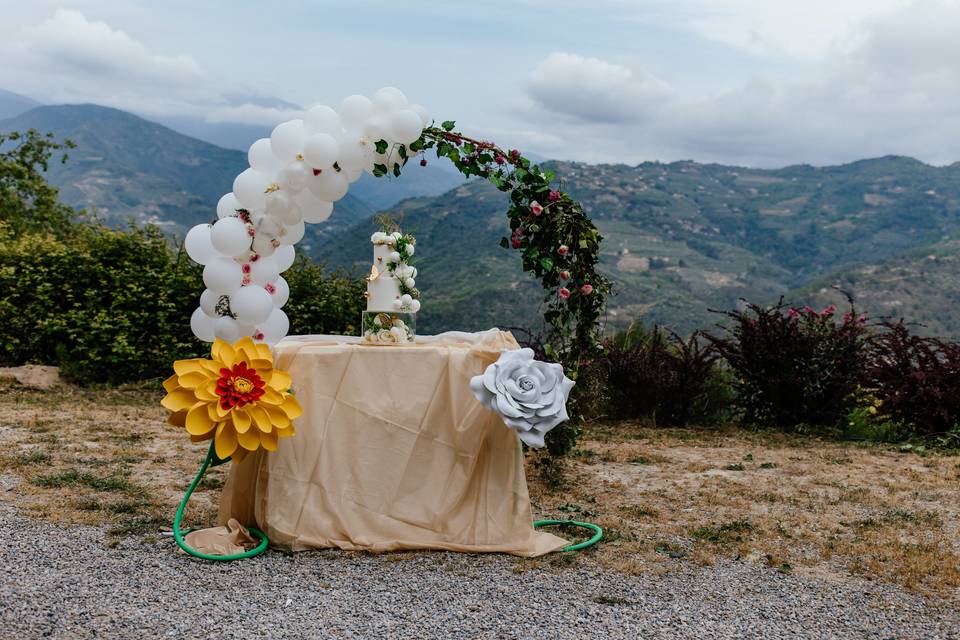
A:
[218,329,567,557]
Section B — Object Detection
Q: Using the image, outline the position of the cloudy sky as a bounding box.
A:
[1,0,958,167]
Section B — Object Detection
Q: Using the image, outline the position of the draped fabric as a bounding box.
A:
[218,330,567,556]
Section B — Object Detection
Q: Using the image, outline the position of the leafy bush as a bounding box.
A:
[598,323,730,426]
[707,301,868,431]
[862,322,960,441]
[0,221,365,384]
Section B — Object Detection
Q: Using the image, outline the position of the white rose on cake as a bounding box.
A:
[469,348,575,448]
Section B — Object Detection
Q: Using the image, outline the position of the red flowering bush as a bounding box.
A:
[863,322,960,441]
[707,300,868,431]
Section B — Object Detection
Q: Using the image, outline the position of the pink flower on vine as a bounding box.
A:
[265,283,276,295]
[559,287,571,300]
[530,201,544,216]
[247,227,256,237]
[821,305,837,315]
[557,245,569,256]
[495,154,506,165]
[510,232,522,249]
[859,314,868,324]
[241,263,251,274]
[509,149,521,163]
[559,270,571,280]
[787,308,799,318]
[242,275,252,286]
[548,190,561,202]
[580,284,594,295]
[802,306,815,314]
[254,331,264,341]
[842,311,852,323]
[250,254,260,262]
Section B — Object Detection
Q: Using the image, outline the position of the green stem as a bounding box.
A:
[172,440,269,561]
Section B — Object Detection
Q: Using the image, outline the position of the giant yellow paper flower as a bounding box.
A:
[161,338,301,460]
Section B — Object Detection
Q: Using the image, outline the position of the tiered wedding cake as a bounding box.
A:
[362,230,420,344]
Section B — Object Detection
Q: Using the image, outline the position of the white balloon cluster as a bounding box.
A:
[183,87,430,344]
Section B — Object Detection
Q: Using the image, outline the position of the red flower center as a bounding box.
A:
[215,361,266,409]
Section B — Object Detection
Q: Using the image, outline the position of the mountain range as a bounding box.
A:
[3,94,960,337]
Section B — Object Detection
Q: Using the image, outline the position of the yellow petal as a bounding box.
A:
[231,447,248,463]
[176,370,211,389]
[190,432,214,443]
[237,424,261,451]
[186,402,217,435]
[174,359,210,377]
[261,428,278,451]
[254,343,273,361]
[215,422,238,459]
[264,405,290,429]
[232,407,252,433]
[259,386,283,405]
[249,405,272,433]
[281,396,303,421]
[162,374,180,393]
[213,340,236,368]
[161,389,199,413]
[268,370,291,392]
[195,379,218,402]
[214,400,231,419]
[276,424,296,439]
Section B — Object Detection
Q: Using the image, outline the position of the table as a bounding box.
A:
[218,330,568,557]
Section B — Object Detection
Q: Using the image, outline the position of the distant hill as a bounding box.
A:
[5,101,960,337]
[317,157,960,336]
[0,104,373,249]
[0,89,39,121]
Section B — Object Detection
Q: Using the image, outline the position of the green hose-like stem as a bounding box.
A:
[533,519,603,551]
[172,440,269,561]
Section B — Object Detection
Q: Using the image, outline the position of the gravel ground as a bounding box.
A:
[1,494,957,639]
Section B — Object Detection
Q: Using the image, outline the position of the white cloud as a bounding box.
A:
[0,9,300,125]
[521,0,960,166]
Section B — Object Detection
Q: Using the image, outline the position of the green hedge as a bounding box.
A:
[0,221,364,384]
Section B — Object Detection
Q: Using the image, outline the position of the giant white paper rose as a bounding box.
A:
[469,348,575,448]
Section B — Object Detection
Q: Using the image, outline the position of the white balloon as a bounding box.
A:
[250,256,280,285]
[280,219,305,245]
[203,257,243,294]
[191,307,216,342]
[271,276,290,308]
[409,299,421,313]
[210,217,251,257]
[273,244,296,272]
[248,138,284,173]
[345,169,362,183]
[339,94,373,132]
[372,86,408,114]
[230,285,274,325]
[308,169,348,202]
[303,133,340,169]
[184,224,217,265]
[390,109,424,144]
[216,193,241,219]
[410,104,430,127]
[253,212,284,239]
[233,168,271,210]
[270,119,306,160]
[304,105,343,136]
[363,116,391,143]
[259,308,290,344]
[337,136,374,172]
[199,289,221,317]
[278,161,310,192]
[265,190,301,225]
[252,234,277,257]
[301,197,334,223]
[214,316,244,342]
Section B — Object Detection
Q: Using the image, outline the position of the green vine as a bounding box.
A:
[371,123,611,455]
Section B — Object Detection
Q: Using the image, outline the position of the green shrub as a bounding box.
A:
[0,221,365,385]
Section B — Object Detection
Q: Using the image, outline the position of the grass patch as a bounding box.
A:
[691,520,754,543]
[30,469,146,497]
[12,450,52,466]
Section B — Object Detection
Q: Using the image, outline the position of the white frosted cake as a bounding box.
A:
[362,229,420,344]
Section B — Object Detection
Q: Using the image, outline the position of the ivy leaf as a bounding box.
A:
[540,256,554,271]
[398,145,408,159]
[372,163,387,177]
[441,120,456,131]
[499,237,509,249]
[392,163,402,177]
[375,139,389,154]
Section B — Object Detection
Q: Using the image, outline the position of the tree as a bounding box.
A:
[0,129,77,237]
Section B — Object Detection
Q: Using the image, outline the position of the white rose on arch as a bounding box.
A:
[469,348,575,448]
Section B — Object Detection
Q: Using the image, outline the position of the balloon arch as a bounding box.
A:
[183,87,609,374]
